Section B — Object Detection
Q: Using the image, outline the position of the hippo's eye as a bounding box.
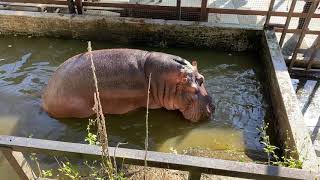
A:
[196,77,204,86]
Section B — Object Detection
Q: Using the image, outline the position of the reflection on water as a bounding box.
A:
[159,128,245,153]
[0,35,270,175]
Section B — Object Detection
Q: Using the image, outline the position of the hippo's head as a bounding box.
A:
[176,60,215,122]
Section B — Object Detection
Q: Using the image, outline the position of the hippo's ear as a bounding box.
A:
[192,61,198,71]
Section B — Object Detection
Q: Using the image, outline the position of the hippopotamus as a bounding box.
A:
[42,49,214,122]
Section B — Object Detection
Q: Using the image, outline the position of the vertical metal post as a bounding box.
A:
[188,170,201,180]
[264,0,276,27]
[2,150,36,180]
[289,0,320,69]
[200,0,208,22]
[176,0,181,20]
[75,0,83,14]
[67,0,76,14]
[279,0,297,47]
[306,35,320,70]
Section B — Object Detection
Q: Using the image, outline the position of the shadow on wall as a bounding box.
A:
[294,78,320,156]
[207,0,257,26]
[282,1,320,57]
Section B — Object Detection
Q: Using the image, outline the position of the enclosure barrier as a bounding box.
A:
[0,0,319,74]
[0,135,319,180]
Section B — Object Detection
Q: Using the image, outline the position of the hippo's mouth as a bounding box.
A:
[181,98,213,122]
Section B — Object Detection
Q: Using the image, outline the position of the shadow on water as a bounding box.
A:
[0,35,272,178]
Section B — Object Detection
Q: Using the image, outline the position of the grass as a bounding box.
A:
[258,122,303,169]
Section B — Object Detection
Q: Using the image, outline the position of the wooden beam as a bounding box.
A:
[2,149,36,180]
[279,0,298,47]
[274,28,320,35]
[265,0,276,27]
[75,0,82,14]
[289,67,320,80]
[176,0,181,20]
[0,135,318,180]
[284,56,320,69]
[200,0,208,22]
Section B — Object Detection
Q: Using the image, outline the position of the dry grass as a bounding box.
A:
[88,41,114,179]
[87,42,152,179]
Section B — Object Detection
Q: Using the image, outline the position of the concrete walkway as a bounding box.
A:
[127,0,319,54]
[293,79,320,159]
[131,0,320,160]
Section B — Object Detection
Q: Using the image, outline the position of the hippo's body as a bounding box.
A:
[42,49,214,122]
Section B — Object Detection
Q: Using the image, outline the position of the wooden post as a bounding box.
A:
[176,0,181,20]
[2,149,36,180]
[200,0,208,22]
[264,0,276,28]
[67,0,76,14]
[75,0,83,14]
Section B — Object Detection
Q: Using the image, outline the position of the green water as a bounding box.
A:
[0,35,270,178]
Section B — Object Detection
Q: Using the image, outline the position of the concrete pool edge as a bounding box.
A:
[0,10,261,52]
[0,9,318,171]
[262,30,319,172]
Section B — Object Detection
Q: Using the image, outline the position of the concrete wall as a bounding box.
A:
[0,9,318,172]
[262,30,319,172]
[0,10,261,52]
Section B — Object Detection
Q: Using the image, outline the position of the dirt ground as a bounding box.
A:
[124,147,266,180]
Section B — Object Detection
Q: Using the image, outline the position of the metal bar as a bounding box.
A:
[67,0,75,14]
[279,0,298,47]
[290,67,320,80]
[264,0,276,27]
[289,0,320,70]
[200,0,208,22]
[75,0,82,14]
[0,135,318,180]
[307,35,320,70]
[2,149,36,180]
[284,56,320,69]
[176,0,181,20]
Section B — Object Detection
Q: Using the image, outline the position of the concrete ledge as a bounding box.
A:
[0,10,261,51]
[262,30,319,172]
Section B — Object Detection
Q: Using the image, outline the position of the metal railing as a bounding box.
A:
[0,135,319,180]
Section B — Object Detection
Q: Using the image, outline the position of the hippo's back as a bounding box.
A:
[42,49,150,117]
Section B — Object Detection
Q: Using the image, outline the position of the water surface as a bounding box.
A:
[0,35,270,178]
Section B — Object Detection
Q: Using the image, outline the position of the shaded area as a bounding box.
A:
[292,78,320,156]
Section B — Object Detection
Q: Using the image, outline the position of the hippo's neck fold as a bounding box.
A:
[144,52,181,111]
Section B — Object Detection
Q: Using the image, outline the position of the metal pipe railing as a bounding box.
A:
[0,135,319,180]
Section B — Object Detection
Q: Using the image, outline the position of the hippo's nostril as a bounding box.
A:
[206,104,212,115]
